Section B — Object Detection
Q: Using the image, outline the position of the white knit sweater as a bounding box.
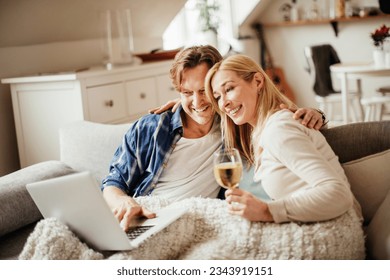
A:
[255,110,359,223]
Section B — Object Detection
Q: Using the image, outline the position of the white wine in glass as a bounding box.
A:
[213,148,243,189]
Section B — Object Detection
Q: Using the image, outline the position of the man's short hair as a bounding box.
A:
[170,45,223,92]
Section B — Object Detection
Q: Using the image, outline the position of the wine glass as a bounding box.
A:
[213,148,243,189]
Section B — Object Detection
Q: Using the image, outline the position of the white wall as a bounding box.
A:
[240,0,390,110]
[0,0,185,176]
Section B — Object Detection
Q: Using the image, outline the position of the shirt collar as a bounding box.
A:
[170,105,184,135]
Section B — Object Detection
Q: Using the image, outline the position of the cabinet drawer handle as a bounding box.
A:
[140,92,146,99]
[105,100,114,107]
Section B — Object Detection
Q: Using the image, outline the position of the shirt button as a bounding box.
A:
[163,162,168,168]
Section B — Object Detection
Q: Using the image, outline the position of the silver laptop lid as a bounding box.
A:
[26,171,187,251]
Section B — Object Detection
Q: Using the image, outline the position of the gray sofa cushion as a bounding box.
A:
[0,223,37,260]
[343,149,390,223]
[0,160,74,237]
[366,187,390,260]
[342,149,390,260]
[366,186,390,260]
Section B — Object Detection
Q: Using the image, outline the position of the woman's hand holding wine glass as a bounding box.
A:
[213,148,273,221]
[213,148,243,190]
[213,148,243,211]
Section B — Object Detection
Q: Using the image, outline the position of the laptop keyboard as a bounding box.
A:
[126,225,154,240]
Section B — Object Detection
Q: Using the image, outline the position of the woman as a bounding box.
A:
[205,54,362,223]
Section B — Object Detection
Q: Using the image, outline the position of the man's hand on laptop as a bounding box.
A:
[114,201,156,231]
[102,186,156,231]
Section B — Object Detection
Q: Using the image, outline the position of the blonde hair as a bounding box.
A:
[205,54,295,166]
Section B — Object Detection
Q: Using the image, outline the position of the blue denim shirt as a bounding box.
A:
[101,108,184,197]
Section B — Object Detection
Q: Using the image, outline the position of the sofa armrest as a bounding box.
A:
[321,121,390,163]
[0,160,74,237]
[59,121,131,183]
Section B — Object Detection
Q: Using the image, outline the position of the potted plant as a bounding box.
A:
[370,24,389,67]
[371,24,390,50]
[195,0,220,47]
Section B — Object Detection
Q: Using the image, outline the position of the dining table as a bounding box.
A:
[330,62,390,124]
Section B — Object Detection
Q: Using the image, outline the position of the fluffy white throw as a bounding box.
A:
[19,197,365,260]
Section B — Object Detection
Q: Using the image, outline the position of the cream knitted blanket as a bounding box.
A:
[19,197,365,260]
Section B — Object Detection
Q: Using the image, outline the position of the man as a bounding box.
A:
[101,45,325,230]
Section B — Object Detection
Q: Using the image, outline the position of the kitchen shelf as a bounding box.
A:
[262,14,390,36]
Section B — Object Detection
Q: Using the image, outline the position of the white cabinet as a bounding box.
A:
[156,74,178,104]
[86,82,127,123]
[125,77,158,118]
[2,60,175,167]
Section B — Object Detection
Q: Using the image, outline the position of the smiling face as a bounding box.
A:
[211,70,262,127]
[179,63,215,134]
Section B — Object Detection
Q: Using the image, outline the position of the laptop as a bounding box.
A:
[26,171,188,251]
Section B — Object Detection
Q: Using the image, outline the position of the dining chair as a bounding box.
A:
[377,86,390,96]
[304,44,364,122]
[360,86,390,121]
[377,86,390,119]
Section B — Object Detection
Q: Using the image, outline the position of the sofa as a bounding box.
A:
[0,120,389,260]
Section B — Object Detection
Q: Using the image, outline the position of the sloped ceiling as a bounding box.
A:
[238,0,271,35]
[0,0,186,47]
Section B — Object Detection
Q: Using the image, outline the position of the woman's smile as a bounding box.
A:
[227,105,242,116]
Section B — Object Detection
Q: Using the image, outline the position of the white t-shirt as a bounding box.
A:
[255,110,359,223]
[152,119,222,202]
